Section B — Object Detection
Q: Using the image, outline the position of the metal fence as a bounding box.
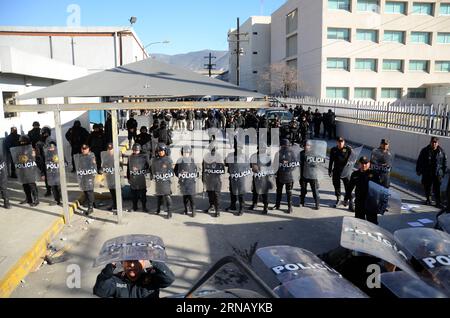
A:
[271,96,450,136]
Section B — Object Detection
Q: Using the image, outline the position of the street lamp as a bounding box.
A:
[143,40,170,50]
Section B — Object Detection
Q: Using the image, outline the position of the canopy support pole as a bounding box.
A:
[54,109,71,224]
[111,110,124,224]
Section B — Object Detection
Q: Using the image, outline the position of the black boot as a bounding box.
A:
[4,199,11,209]
[215,208,220,217]
[286,205,293,214]
[315,201,320,210]
[271,203,280,210]
[300,197,305,207]
[191,204,196,218]
[167,210,172,219]
[44,189,52,197]
[262,204,268,215]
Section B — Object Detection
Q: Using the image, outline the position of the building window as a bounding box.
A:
[440,3,450,15]
[355,58,377,71]
[2,92,18,118]
[409,60,429,72]
[383,59,403,71]
[327,58,350,71]
[286,34,298,57]
[357,0,379,12]
[326,87,349,99]
[355,87,376,99]
[410,32,431,44]
[435,61,450,72]
[381,88,402,99]
[412,2,434,15]
[286,9,298,34]
[408,88,427,98]
[385,1,406,14]
[253,51,258,54]
[383,30,405,43]
[327,27,350,41]
[328,0,351,11]
[437,33,450,44]
[356,29,378,42]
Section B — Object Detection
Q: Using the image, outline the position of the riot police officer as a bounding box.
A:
[202,142,225,217]
[0,147,11,209]
[300,140,326,210]
[101,143,118,211]
[28,121,41,148]
[313,109,323,138]
[151,144,174,219]
[75,144,97,215]
[329,137,352,208]
[88,123,107,172]
[44,141,62,206]
[299,115,309,146]
[127,143,149,212]
[174,146,198,217]
[370,139,393,188]
[36,126,53,197]
[346,156,378,224]
[272,139,300,214]
[5,126,20,178]
[126,113,138,148]
[249,143,274,214]
[416,137,447,207]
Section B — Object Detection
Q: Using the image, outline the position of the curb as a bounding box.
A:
[0,143,129,298]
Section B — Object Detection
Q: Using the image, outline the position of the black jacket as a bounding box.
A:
[416,145,447,179]
[346,170,375,203]
[329,146,352,174]
[65,126,89,149]
[28,128,41,148]
[126,118,138,131]
[93,262,175,298]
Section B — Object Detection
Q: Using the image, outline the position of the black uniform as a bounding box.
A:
[347,170,377,224]
[300,150,320,208]
[88,129,107,171]
[126,117,138,145]
[5,130,20,177]
[313,111,323,138]
[274,144,300,213]
[329,146,352,202]
[323,111,336,140]
[65,123,89,171]
[93,262,175,298]
[27,127,41,149]
[174,156,198,217]
[135,132,151,149]
[127,154,150,212]
[299,120,309,145]
[416,145,447,205]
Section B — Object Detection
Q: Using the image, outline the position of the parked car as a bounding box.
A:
[257,108,293,125]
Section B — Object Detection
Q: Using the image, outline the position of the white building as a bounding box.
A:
[0,26,147,137]
[228,16,271,94]
[271,0,450,103]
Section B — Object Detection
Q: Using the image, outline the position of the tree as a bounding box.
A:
[260,61,300,97]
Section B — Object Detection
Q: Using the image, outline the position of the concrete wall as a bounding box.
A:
[337,120,450,161]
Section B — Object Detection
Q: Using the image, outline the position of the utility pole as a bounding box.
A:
[236,17,240,86]
[204,52,216,77]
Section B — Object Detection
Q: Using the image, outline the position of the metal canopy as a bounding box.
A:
[16,57,263,100]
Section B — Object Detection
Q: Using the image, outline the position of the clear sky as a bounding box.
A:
[0,0,286,55]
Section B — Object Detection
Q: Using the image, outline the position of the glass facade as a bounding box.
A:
[326,87,349,99]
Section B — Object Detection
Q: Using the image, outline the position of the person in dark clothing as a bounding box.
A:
[234,111,245,129]
[346,156,378,224]
[5,126,20,178]
[126,113,138,147]
[299,115,310,145]
[219,109,227,129]
[93,260,175,298]
[300,142,321,210]
[104,113,113,144]
[28,121,41,148]
[78,144,97,215]
[127,143,149,213]
[186,109,195,131]
[205,113,219,143]
[313,109,323,138]
[370,139,393,189]
[329,137,352,208]
[135,126,152,149]
[16,135,40,207]
[174,146,198,217]
[156,121,172,146]
[45,141,62,206]
[35,126,53,197]
[65,120,89,172]
[416,136,448,207]
[87,124,107,172]
[287,120,300,145]
[323,109,336,140]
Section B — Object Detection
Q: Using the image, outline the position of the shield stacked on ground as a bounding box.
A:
[10,145,40,185]
[303,140,327,180]
[44,146,61,186]
[74,153,97,191]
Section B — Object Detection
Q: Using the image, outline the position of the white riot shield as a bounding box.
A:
[44,147,61,186]
[340,217,418,278]
[303,140,327,180]
[394,228,450,292]
[202,152,225,192]
[101,151,115,189]
[341,146,363,179]
[94,235,167,267]
[175,157,199,195]
[365,181,402,215]
[275,144,301,184]
[10,145,40,184]
[255,246,367,298]
[225,152,252,195]
[438,214,450,234]
[74,153,97,191]
[250,152,275,195]
[371,148,394,187]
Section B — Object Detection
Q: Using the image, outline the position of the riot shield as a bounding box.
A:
[225,152,252,195]
[94,235,167,267]
[10,145,40,184]
[74,153,97,191]
[0,145,8,190]
[175,157,199,195]
[128,154,149,190]
[202,152,225,192]
[255,246,367,298]
[44,147,61,186]
[365,181,402,215]
[380,272,448,298]
[250,152,275,195]
[101,151,115,190]
[151,157,174,196]
[340,217,418,278]
[275,144,301,184]
[303,140,327,180]
[438,213,450,234]
[371,148,394,186]
[394,228,450,292]
[341,146,363,179]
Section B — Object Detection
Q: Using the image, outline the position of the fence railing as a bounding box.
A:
[271,96,450,137]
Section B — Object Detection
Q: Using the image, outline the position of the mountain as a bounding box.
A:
[151,50,229,73]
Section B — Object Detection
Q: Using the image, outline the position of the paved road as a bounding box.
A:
[11,127,440,298]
